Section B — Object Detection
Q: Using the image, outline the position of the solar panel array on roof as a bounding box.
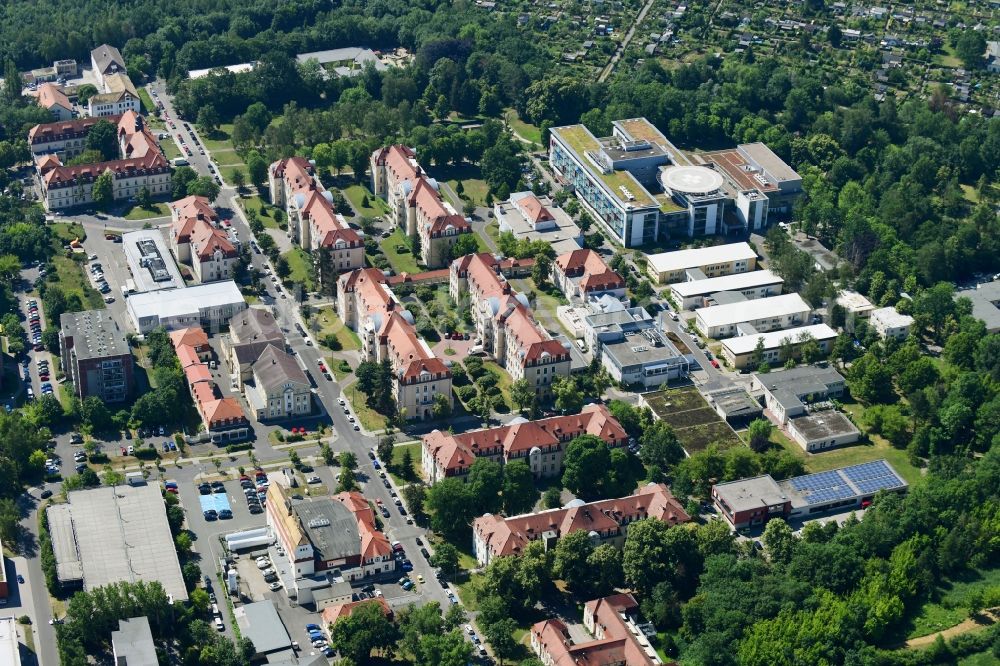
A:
[842,460,906,494]
[790,469,855,506]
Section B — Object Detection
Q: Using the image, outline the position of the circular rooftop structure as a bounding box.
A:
[661,165,724,195]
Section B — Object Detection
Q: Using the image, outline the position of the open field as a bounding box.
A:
[379,227,422,275]
[343,184,390,218]
[505,108,543,147]
[201,124,237,153]
[49,255,104,312]
[344,385,389,432]
[122,202,170,220]
[239,195,282,229]
[281,247,315,291]
[906,567,1000,639]
[389,442,423,487]
[313,308,361,351]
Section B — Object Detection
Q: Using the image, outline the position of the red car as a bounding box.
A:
[39,373,49,381]
[318,363,327,373]
[710,359,720,369]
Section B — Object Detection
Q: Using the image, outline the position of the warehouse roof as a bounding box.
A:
[671,269,783,298]
[647,243,757,276]
[696,293,811,329]
[127,281,244,320]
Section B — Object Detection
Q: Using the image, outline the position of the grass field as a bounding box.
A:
[645,387,741,452]
[201,124,237,153]
[389,442,423,486]
[49,255,104,313]
[137,88,156,114]
[505,108,543,147]
[240,195,282,229]
[344,385,389,431]
[314,308,361,351]
[160,139,181,160]
[379,227,422,275]
[50,222,85,245]
[432,164,490,206]
[907,567,1000,639]
[122,202,170,220]
[482,361,514,411]
[281,248,315,291]
[343,184,390,218]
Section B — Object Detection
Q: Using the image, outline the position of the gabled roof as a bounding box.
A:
[516,193,555,224]
[373,144,420,184]
[252,346,310,392]
[174,344,201,369]
[230,308,283,344]
[169,327,209,350]
[37,83,71,111]
[29,116,118,145]
[380,312,450,381]
[190,222,237,261]
[171,195,216,222]
[91,44,125,74]
[202,397,246,428]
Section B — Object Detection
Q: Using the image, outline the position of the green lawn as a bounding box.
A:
[389,442,423,486]
[50,222,85,245]
[48,255,104,314]
[201,124,237,153]
[505,108,543,147]
[325,357,352,381]
[343,184,390,218]
[159,139,181,160]
[122,202,171,220]
[219,163,248,185]
[315,308,361,351]
[344,385,389,431]
[240,195,282,229]
[907,567,1000,639]
[281,247,316,291]
[379,227,423,275]
[769,416,923,487]
[482,361,514,410]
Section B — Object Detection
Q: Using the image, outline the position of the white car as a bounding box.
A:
[465,624,474,635]
[338,398,346,406]
[256,559,271,570]
[307,476,321,484]
[268,581,282,591]
[214,618,224,631]
[262,567,276,577]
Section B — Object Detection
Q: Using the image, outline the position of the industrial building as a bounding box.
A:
[646,242,758,284]
[122,230,185,292]
[0,616,20,666]
[235,601,292,659]
[111,617,157,666]
[712,459,907,529]
[127,281,247,334]
[584,306,692,387]
[59,309,134,403]
[695,293,812,339]
[720,323,838,370]
[46,484,188,600]
[670,270,783,310]
[549,118,800,248]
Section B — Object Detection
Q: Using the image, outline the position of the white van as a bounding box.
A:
[212,603,221,617]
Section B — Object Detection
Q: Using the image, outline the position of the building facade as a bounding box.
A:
[169,196,238,283]
[646,242,758,285]
[495,191,583,257]
[422,403,628,483]
[670,269,784,310]
[36,83,73,121]
[90,44,126,89]
[870,306,914,341]
[720,323,837,370]
[247,346,312,421]
[695,293,812,339]
[369,145,472,268]
[59,310,134,403]
[472,483,689,565]
[337,268,452,421]
[584,306,692,387]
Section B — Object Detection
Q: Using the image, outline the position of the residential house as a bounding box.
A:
[222,307,285,385]
[472,483,689,565]
[450,253,570,399]
[421,403,628,483]
[269,157,365,285]
[90,44,126,89]
[553,248,625,302]
[337,268,453,421]
[369,145,472,268]
[36,83,73,121]
[531,594,668,666]
[169,196,238,283]
[88,73,141,117]
[869,306,914,341]
[246,346,312,421]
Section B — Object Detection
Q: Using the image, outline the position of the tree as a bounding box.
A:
[171,166,197,199]
[552,376,583,414]
[450,233,479,260]
[483,617,519,665]
[955,31,987,69]
[76,84,98,105]
[401,484,426,517]
[747,419,773,453]
[196,105,219,135]
[86,120,119,161]
[587,544,624,597]
[377,438,395,464]
[186,176,220,202]
[0,498,20,545]
[561,435,611,500]
[247,151,268,186]
[553,529,595,593]
[622,519,701,595]
[336,466,359,493]
[509,379,534,414]
[3,59,20,103]
[467,458,503,514]
[762,518,797,564]
[92,170,114,211]
[81,397,113,433]
[531,253,552,288]
[501,460,536,515]
[426,478,476,538]
[638,421,685,476]
[542,486,563,509]
[432,392,452,419]
[430,542,460,579]
[231,169,246,190]
[328,600,400,663]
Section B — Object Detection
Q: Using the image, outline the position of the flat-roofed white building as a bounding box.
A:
[671,270,783,310]
[127,281,246,334]
[720,323,837,369]
[869,307,914,341]
[836,290,875,318]
[647,242,758,284]
[495,192,583,257]
[696,293,812,339]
